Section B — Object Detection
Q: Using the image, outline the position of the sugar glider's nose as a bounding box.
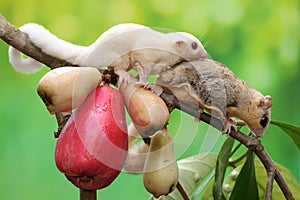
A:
[251,129,265,138]
[200,50,207,59]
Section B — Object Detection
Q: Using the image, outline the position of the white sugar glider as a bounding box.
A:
[8,23,207,86]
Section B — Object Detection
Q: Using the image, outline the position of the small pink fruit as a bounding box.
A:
[119,76,169,137]
[55,85,128,190]
[37,67,102,114]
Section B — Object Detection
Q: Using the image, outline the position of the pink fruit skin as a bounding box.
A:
[55,85,128,190]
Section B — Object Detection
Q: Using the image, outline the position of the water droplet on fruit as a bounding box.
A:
[102,126,108,132]
[95,103,108,113]
[102,103,108,111]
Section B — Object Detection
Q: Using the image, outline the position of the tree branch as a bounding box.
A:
[266,171,275,200]
[0,13,295,200]
[176,182,190,200]
[161,93,295,200]
[0,14,73,69]
[54,112,72,138]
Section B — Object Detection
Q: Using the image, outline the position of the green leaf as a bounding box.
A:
[199,177,215,200]
[213,137,235,200]
[224,158,300,199]
[152,152,218,200]
[271,120,300,150]
[229,151,259,200]
[254,159,300,199]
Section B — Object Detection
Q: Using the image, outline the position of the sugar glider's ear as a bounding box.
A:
[172,39,188,48]
[258,95,272,109]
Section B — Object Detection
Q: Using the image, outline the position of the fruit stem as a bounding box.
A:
[80,189,97,200]
[176,181,190,200]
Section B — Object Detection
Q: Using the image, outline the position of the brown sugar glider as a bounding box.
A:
[155,59,272,137]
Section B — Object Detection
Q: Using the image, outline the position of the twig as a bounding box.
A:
[266,171,275,200]
[176,181,190,200]
[161,93,295,200]
[80,189,97,200]
[0,13,295,200]
[0,14,73,69]
[225,127,294,199]
[54,112,72,138]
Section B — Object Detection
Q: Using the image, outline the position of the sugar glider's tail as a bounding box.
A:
[8,46,43,73]
[8,23,87,74]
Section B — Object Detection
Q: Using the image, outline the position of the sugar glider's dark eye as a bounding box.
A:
[191,42,198,50]
[260,116,269,127]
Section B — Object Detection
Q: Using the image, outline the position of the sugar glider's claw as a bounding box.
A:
[222,118,237,136]
[136,81,152,90]
[236,120,246,127]
[150,85,164,96]
[117,73,132,87]
[194,108,204,122]
[194,117,201,122]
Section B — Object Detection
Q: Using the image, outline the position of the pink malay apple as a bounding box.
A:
[55,85,128,190]
[119,76,169,137]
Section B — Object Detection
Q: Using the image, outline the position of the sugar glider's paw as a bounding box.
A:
[236,120,246,127]
[150,85,164,96]
[222,118,237,136]
[194,117,201,122]
[117,73,132,87]
[194,108,204,122]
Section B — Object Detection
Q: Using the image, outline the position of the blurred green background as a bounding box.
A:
[0,0,299,199]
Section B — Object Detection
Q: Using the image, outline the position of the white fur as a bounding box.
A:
[75,23,207,84]
[8,23,87,73]
[8,47,42,74]
[9,23,207,84]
